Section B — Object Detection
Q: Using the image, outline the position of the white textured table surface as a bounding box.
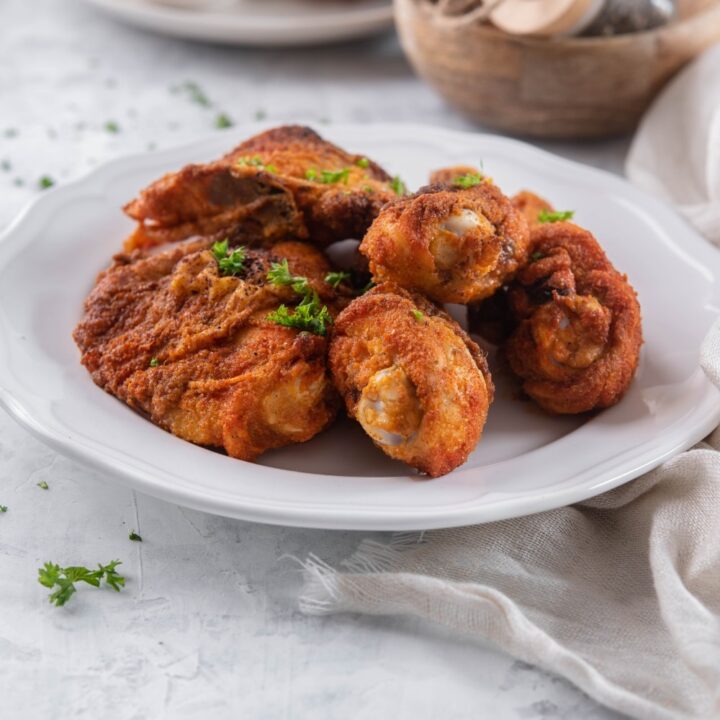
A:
[0,2,630,717]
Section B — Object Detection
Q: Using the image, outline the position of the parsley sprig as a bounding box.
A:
[324,271,351,289]
[236,155,277,173]
[212,239,247,277]
[538,209,574,224]
[266,259,333,336]
[267,293,332,336]
[453,172,484,189]
[390,175,407,195]
[38,560,125,607]
[305,167,350,184]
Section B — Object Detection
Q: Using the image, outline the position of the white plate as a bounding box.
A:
[1,123,719,530]
[80,0,394,46]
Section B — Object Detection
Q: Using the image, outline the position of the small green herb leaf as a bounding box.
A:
[390,175,407,195]
[305,167,350,184]
[37,481,49,490]
[325,271,351,289]
[453,172,484,189]
[215,113,233,129]
[267,258,310,295]
[254,109,267,121]
[530,251,544,262]
[212,239,247,277]
[104,120,120,134]
[149,357,160,368]
[38,176,54,190]
[129,531,142,542]
[267,293,332,336]
[411,309,424,321]
[538,209,574,224]
[0,505,7,513]
[356,157,370,169]
[38,560,125,607]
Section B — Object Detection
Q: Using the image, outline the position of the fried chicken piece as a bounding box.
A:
[329,283,494,477]
[74,238,341,461]
[123,126,400,252]
[124,163,307,251]
[469,221,642,414]
[359,181,529,304]
[223,125,400,245]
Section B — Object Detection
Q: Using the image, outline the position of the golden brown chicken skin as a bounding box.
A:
[74,238,342,461]
[359,181,529,304]
[469,221,642,414]
[329,283,494,477]
[123,126,400,252]
[224,125,400,245]
[124,164,307,251]
[511,190,554,228]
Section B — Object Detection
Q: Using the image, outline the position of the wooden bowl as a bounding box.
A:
[394,0,720,138]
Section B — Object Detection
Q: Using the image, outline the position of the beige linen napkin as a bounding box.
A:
[300,49,720,720]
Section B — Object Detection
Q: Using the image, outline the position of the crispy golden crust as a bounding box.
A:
[123,164,307,251]
[224,125,400,245]
[359,182,530,304]
[73,239,341,461]
[511,190,554,228]
[329,282,494,477]
[428,165,484,186]
[469,222,642,414]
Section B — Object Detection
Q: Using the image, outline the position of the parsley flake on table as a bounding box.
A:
[254,109,267,121]
[104,120,120,134]
[38,176,55,190]
[538,209,575,224]
[212,239,247,277]
[215,113,233,129]
[267,293,332,336]
[390,175,407,195]
[0,505,7,513]
[453,172,484,189]
[325,271,351,289]
[181,80,210,107]
[38,560,125,607]
[267,258,310,295]
[37,481,49,490]
[128,531,142,542]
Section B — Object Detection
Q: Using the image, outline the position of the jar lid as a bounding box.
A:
[490,0,606,37]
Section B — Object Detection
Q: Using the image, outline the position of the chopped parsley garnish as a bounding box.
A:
[236,155,264,168]
[266,260,333,336]
[305,167,350,184]
[212,239,247,277]
[390,175,407,195]
[362,185,374,193]
[37,481,49,490]
[0,505,7,513]
[530,251,544,262]
[538,209,574,224]
[182,81,210,107]
[149,357,160,367]
[215,113,233,129]
[38,560,125,607]
[411,309,424,321]
[267,293,332,336]
[254,109,267,121]
[1,159,12,172]
[356,157,370,168]
[104,120,120,134]
[38,176,54,190]
[129,531,142,542]
[325,271,351,288]
[267,258,310,295]
[453,172,484,189]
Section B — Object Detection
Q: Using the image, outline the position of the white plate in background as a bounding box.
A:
[80,0,394,46]
[1,123,718,530]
